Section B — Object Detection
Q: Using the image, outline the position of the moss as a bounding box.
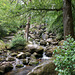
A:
[11,53,17,57]
[0,40,5,50]
[29,60,39,66]
[42,62,56,75]
[16,64,24,68]
[8,57,15,61]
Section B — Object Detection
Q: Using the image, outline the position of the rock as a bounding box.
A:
[25,52,31,57]
[7,57,15,61]
[50,36,55,39]
[29,34,35,39]
[11,53,17,57]
[35,39,40,42]
[29,60,39,66]
[17,52,26,59]
[45,46,58,57]
[51,42,58,45]
[0,58,6,62]
[45,50,53,57]
[27,62,57,75]
[46,38,53,44]
[25,44,36,54]
[26,44,44,54]
[36,46,43,54]
[0,62,13,74]
[23,59,29,65]
[40,40,47,46]
[0,51,2,54]
[16,64,24,68]
[29,55,39,66]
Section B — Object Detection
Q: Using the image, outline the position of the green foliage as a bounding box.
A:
[11,35,26,48]
[54,36,75,75]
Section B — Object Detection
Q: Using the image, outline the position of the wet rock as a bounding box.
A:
[11,53,17,57]
[0,62,13,74]
[27,62,57,75]
[29,60,39,66]
[40,40,47,46]
[26,44,44,54]
[33,52,42,58]
[17,52,26,59]
[0,51,2,54]
[0,58,6,62]
[25,52,31,57]
[16,64,24,68]
[7,57,15,61]
[25,45,36,54]
[29,55,39,66]
[36,46,43,54]
[46,38,53,44]
[45,50,53,57]
[23,59,29,65]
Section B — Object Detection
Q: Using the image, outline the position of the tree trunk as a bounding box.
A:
[25,0,31,42]
[63,0,74,40]
[25,17,31,42]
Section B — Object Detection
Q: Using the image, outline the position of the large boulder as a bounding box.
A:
[0,62,13,74]
[29,55,39,66]
[26,44,44,55]
[27,61,57,75]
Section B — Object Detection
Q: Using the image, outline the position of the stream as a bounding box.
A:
[0,24,58,75]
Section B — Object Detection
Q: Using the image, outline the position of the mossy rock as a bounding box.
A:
[0,62,13,74]
[16,64,24,68]
[23,59,28,65]
[8,57,15,61]
[0,58,6,62]
[29,60,39,66]
[11,53,17,57]
[25,52,31,57]
[28,62,57,75]
[0,40,5,50]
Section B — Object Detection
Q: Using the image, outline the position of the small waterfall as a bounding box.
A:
[42,52,50,60]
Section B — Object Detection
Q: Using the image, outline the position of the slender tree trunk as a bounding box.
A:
[25,0,31,42]
[63,0,74,39]
[25,17,31,41]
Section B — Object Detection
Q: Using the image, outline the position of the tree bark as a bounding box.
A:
[25,0,31,42]
[25,17,31,41]
[63,0,74,39]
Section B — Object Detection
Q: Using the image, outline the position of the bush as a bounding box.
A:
[54,36,75,75]
[11,35,26,48]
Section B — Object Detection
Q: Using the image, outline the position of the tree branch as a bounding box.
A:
[28,8,62,11]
